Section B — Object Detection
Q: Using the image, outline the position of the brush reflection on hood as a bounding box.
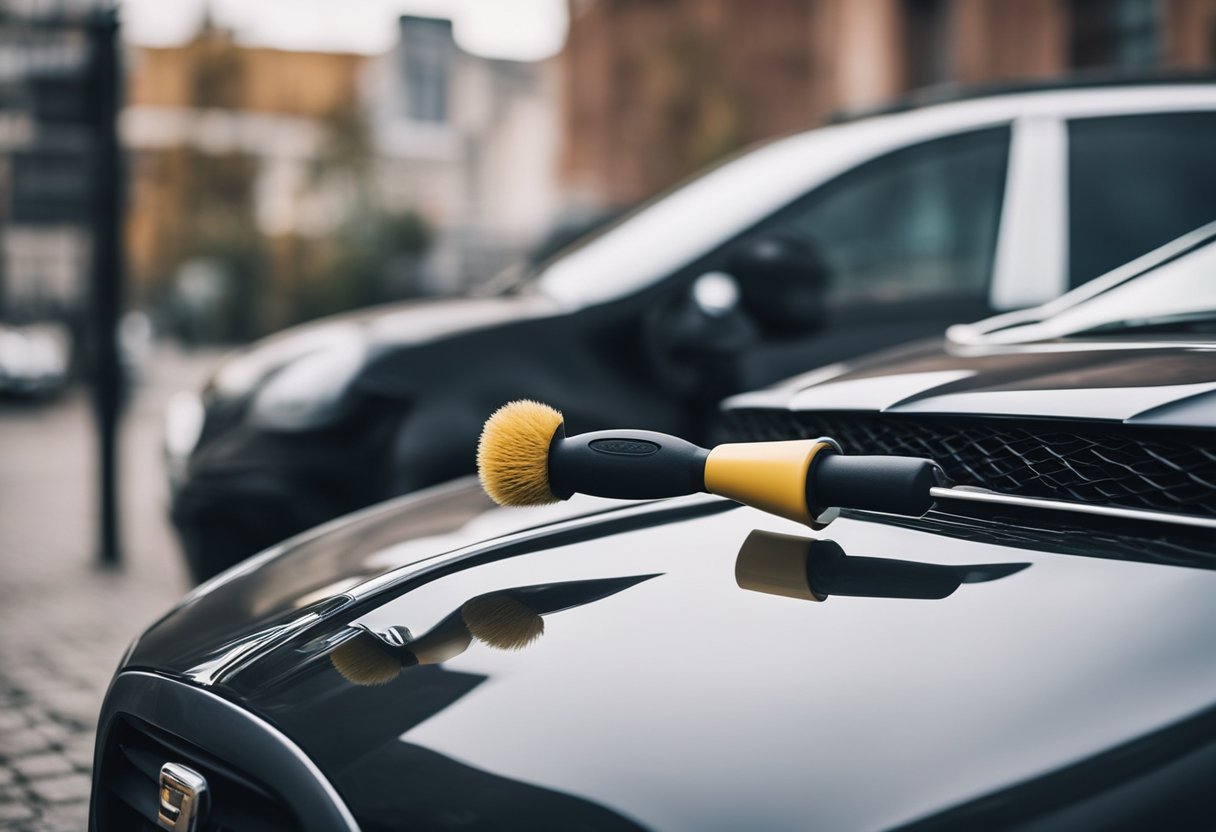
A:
[735,529,1029,602]
[330,574,659,686]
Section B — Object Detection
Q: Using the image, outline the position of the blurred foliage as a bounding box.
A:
[666,30,746,173]
[319,99,373,177]
[282,209,433,326]
[640,28,747,187]
[283,100,433,327]
[149,147,265,344]
[147,95,431,343]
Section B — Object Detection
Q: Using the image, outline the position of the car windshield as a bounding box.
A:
[479,119,900,306]
[953,222,1216,344]
[478,138,787,303]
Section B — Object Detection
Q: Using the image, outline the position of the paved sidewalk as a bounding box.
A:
[0,346,222,830]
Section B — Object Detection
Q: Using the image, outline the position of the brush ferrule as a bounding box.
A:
[547,422,571,499]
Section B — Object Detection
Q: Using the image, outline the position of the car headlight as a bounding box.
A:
[0,326,67,381]
[165,390,205,461]
[248,337,367,432]
[208,323,363,401]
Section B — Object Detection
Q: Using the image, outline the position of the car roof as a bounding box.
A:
[536,83,1216,307]
[828,70,1216,123]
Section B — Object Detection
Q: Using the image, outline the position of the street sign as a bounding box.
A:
[1,17,95,224]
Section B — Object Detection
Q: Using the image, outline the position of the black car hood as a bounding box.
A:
[357,294,558,347]
[124,480,1216,830]
[205,294,556,400]
[725,337,1216,428]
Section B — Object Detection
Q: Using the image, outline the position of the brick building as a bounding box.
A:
[123,15,562,333]
[561,0,1216,210]
[122,22,366,334]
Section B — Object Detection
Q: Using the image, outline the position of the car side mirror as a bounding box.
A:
[727,231,831,334]
[643,271,759,396]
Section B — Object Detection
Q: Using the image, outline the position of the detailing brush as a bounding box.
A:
[478,399,566,506]
[477,400,944,527]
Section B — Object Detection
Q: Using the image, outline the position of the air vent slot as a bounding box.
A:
[94,715,298,831]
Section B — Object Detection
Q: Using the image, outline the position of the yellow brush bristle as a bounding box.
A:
[462,595,545,651]
[477,400,564,507]
[329,631,404,686]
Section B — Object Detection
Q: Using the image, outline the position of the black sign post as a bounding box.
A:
[87,7,124,568]
[2,4,124,567]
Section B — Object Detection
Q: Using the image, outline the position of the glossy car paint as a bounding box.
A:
[726,340,1216,426]
[727,222,1216,428]
[102,234,1216,829]
[114,479,1216,830]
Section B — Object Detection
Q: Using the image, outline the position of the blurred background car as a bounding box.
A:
[0,321,70,397]
[92,223,1216,831]
[167,78,1216,581]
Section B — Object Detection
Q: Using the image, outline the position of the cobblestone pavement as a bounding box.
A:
[0,346,222,831]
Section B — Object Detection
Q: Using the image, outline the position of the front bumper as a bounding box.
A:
[169,395,408,582]
[90,671,356,831]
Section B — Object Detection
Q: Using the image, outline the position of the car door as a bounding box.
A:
[735,125,1013,387]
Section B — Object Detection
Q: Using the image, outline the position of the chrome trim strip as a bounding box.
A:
[97,671,360,831]
[930,486,1216,530]
[185,612,326,686]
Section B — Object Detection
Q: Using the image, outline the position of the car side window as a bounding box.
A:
[770,126,1010,305]
[1068,111,1216,288]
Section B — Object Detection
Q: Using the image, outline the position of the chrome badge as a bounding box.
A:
[157,762,208,831]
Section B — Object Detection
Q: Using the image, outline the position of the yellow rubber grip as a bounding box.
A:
[704,439,833,526]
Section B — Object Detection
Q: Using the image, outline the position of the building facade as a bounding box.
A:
[122,21,366,335]
[362,16,561,293]
[122,14,562,334]
[561,0,1216,210]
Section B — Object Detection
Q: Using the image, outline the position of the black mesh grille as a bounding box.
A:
[94,716,298,831]
[721,410,1216,517]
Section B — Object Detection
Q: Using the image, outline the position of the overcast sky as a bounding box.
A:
[119,0,569,60]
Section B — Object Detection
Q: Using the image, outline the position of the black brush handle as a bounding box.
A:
[808,454,943,517]
[549,430,710,500]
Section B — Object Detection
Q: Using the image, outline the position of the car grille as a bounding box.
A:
[720,410,1216,517]
[94,715,297,831]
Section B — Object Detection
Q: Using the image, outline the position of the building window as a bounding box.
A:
[400,17,451,123]
[904,0,953,89]
[1069,0,1160,70]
